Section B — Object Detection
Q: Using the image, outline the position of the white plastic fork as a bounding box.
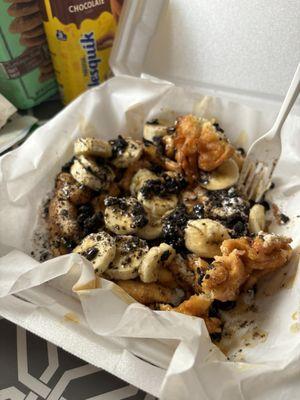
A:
[238,63,300,201]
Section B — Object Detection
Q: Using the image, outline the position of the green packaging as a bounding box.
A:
[0,0,57,109]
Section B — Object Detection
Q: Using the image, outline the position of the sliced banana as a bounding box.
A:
[104,196,148,235]
[73,232,116,274]
[201,159,239,191]
[137,191,178,220]
[249,204,266,234]
[139,243,175,283]
[71,159,103,191]
[74,138,112,158]
[137,220,163,240]
[105,235,148,280]
[77,155,115,187]
[111,138,143,168]
[130,169,157,196]
[185,218,230,258]
[143,122,168,142]
[70,157,114,191]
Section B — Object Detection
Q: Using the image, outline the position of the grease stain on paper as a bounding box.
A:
[292,311,299,321]
[290,323,300,333]
[64,312,80,323]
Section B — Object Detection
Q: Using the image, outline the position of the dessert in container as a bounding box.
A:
[0,1,300,398]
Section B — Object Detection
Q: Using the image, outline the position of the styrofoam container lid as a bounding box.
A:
[111,0,300,110]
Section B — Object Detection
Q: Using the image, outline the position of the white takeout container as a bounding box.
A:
[0,1,300,399]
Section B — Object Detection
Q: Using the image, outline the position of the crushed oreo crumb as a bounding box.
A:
[192,204,205,219]
[237,147,246,156]
[213,300,236,311]
[209,302,221,318]
[61,157,75,173]
[230,220,247,238]
[259,198,270,211]
[146,119,159,125]
[210,332,222,342]
[110,135,128,158]
[160,250,170,262]
[143,138,153,147]
[152,136,165,155]
[82,213,104,236]
[166,126,176,134]
[280,213,290,224]
[198,170,210,186]
[213,122,224,133]
[81,247,99,261]
[140,173,187,199]
[162,205,190,249]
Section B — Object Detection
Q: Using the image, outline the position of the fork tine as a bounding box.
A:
[248,165,264,200]
[254,163,275,202]
[238,160,252,191]
[242,161,256,195]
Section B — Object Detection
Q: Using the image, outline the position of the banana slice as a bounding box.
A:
[143,122,168,142]
[74,138,112,158]
[104,196,148,235]
[139,243,175,283]
[70,159,103,191]
[201,159,239,191]
[70,157,114,191]
[77,155,115,188]
[111,138,143,168]
[137,191,178,220]
[249,204,266,234]
[185,218,230,258]
[137,220,163,240]
[105,235,149,280]
[130,169,157,195]
[73,232,116,273]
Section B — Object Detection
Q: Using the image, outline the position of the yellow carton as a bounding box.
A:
[41,0,120,104]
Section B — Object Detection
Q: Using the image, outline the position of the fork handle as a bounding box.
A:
[273,63,300,134]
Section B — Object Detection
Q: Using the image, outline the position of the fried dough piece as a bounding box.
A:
[116,280,183,305]
[160,294,222,334]
[157,269,178,289]
[221,234,292,271]
[204,316,223,334]
[242,269,272,291]
[91,183,120,213]
[187,255,209,293]
[201,250,249,301]
[162,134,175,158]
[56,172,93,205]
[160,293,211,316]
[48,189,81,242]
[167,254,195,292]
[174,115,234,179]
[143,142,180,173]
[48,223,70,256]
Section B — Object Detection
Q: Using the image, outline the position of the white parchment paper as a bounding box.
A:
[0,76,300,400]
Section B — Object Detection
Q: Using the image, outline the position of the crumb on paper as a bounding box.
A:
[272,203,290,225]
[218,295,268,358]
[64,312,80,323]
